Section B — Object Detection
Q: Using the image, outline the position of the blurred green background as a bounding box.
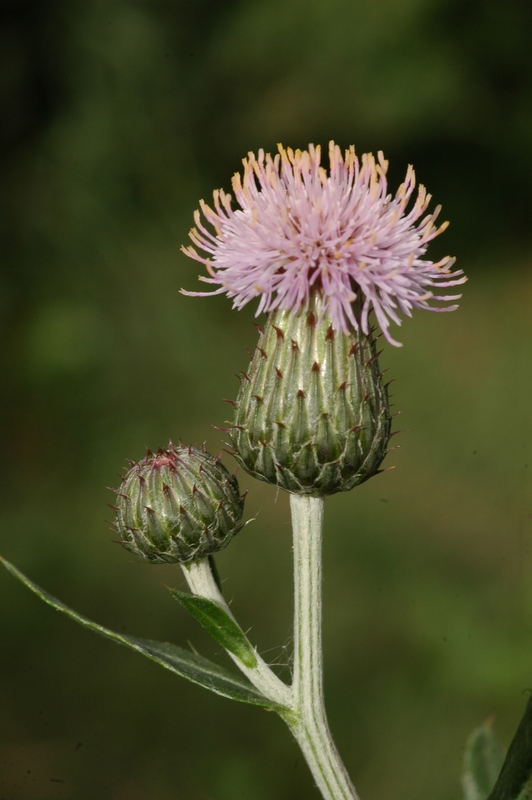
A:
[1,0,532,798]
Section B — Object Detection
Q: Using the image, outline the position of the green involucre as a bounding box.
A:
[230,294,392,496]
[113,443,245,564]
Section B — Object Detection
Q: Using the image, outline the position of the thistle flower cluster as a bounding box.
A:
[182,141,465,346]
[111,141,465,557]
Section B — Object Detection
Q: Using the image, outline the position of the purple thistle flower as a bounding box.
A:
[181,142,466,346]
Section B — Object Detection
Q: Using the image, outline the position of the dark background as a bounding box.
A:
[1,0,532,798]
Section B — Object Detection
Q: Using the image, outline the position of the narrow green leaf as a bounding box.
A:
[0,556,283,711]
[487,695,532,800]
[462,721,505,800]
[169,587,257,669]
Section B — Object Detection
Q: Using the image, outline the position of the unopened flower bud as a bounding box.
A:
[112,442,245,564]
[230,294,392,496]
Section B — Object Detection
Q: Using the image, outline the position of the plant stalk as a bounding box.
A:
[182,558,293,709]
[287,494,360,800]
[182,495,360,800]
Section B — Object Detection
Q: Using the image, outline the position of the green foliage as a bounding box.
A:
[462,699,532,800]
[486,697,532,800]
[462,722,505,800]
[0,557,278,710]
[169,586,258,669]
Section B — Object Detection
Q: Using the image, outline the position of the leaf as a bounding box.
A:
[462,721,505,800]
[0,556,284,711]
[487,695,532,800]
[169,587,257,668]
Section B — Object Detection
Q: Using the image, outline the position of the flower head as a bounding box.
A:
[111,442,245,564]
[181,142,465,345]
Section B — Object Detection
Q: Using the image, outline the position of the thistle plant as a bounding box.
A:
[2,142,530,800]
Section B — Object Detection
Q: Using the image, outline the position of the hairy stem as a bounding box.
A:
[182,496,360,800]
[182,558,293,709]
[287,494,360,800]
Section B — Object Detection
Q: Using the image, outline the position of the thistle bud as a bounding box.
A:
[112,442,245,564]
[230,294,392,496]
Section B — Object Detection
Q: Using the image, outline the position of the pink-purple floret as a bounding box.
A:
[181,142,466,346]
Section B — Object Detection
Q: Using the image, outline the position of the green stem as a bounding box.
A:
[182,558,293,709]
[182,496,360,800]
[287,494,360,800]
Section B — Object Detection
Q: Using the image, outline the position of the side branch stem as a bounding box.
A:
[182,559,292,709]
